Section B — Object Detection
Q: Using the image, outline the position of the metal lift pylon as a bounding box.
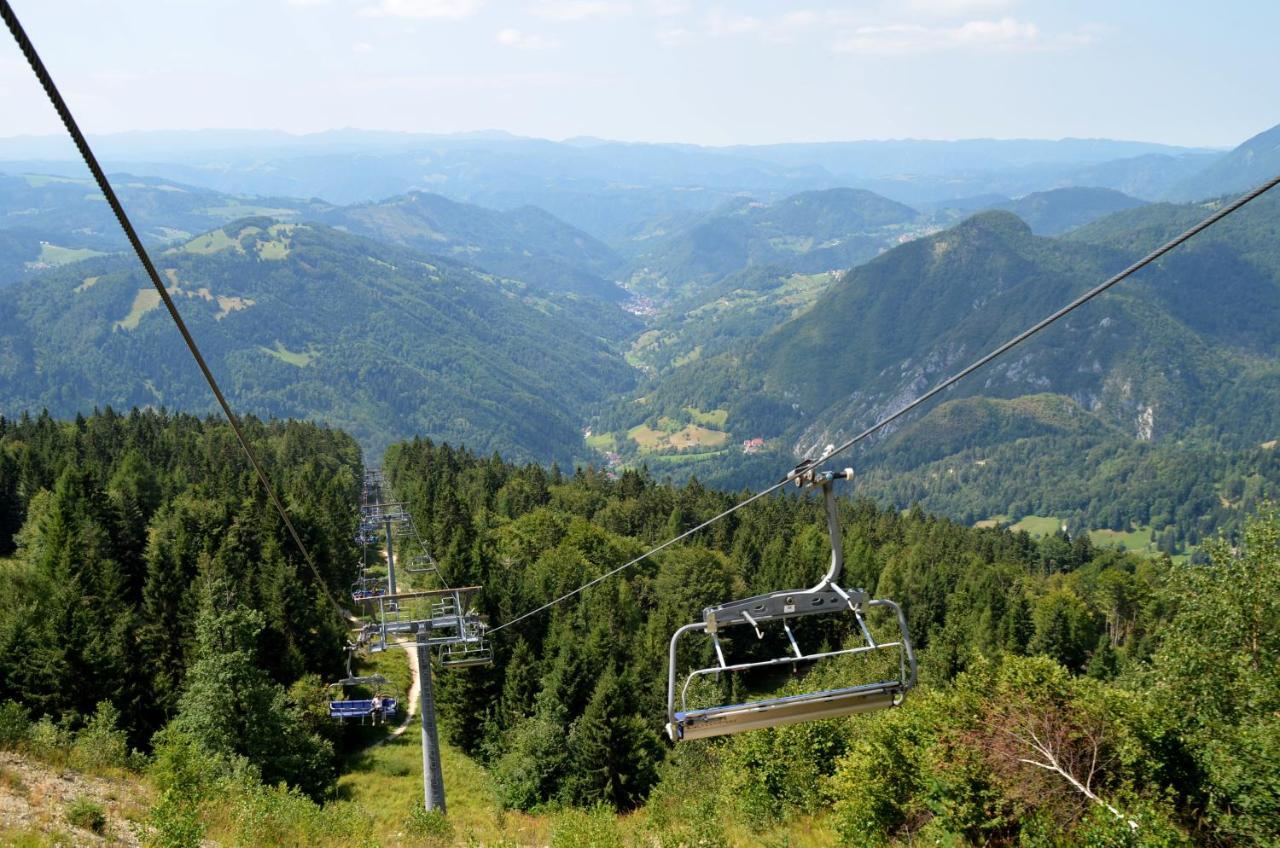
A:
[353,468,491,815]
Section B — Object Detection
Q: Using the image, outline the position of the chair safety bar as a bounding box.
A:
[665,598,916,741]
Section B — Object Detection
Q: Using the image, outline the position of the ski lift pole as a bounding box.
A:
[417,632,446,813]
[385,514,398,596]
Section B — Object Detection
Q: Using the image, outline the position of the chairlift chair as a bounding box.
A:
[350,575,386,603]
[441,617,493,668]
[665,468,916,742]
[328,645,395,721]
[406,553,439,574]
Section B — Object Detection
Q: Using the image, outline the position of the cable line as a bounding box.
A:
[1,0,346,616]
[491,172,1280,635]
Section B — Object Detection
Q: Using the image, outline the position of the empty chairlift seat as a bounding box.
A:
[666,468,917,742]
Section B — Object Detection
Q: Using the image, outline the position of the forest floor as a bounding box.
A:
[0,750,151,847]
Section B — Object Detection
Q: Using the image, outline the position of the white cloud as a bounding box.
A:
[284,0,333,7]
[834,16,1047,54]
[706,7,831,43]
[360,0,483,19]
[529,1,632,21]
[496,27,561,49]
[904,0,1019,17]
[707,8,762,36]
[655,26,693,46]
[352,41,375,53]
[650,0,690,16]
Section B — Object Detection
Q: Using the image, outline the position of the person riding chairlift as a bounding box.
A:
[371,693,384,725]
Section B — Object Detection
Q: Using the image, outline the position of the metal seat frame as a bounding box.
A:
[666,469,916,742]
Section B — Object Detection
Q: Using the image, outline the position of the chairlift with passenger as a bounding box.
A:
[327,644,398,722]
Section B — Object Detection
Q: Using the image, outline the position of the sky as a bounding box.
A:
[0,0,1276,148]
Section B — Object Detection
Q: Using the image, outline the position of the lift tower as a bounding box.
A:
[354,469,490,814]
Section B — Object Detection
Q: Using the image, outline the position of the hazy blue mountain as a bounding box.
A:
[1168,121,1280,201]
[316,191,626,301]
[0,131,1221,239]
[0,172,631,301]
[0,219,637,462]
[994,187,1147,235]
[622,188,920,300]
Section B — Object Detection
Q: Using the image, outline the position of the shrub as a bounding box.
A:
[406,805,454,845]
[25,715,72,765]
[0,700,31,749]
[65,796,107,835]
[71,701,132,772]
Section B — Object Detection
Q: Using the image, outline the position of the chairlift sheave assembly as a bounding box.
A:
[665,467,916,742]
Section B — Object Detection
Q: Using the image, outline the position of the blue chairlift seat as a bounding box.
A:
[328,697,398,722]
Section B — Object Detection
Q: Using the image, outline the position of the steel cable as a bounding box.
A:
[1,0,348,618]
[491,173,1280,634]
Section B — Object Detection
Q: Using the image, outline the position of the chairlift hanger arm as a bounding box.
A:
[703,470,857,633]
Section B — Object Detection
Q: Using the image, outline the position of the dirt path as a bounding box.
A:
[382,639,420,743]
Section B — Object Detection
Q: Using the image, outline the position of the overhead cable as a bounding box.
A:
[490,173,1280,634]
[1,0,347,617]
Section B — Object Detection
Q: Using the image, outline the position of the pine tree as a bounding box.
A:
[563,668,661,810]
[172,576,335,799]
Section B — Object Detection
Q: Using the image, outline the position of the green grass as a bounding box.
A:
[260,341,317,367]
[684,406,729,428]
[202,202,300,220]
[65,797,106,834]
[335,645,549,846]
[585,432,616,451]
[1007,515,1064,536]
[256,224,296,260]
[645,449,729,465]
[113,288,161,331]
[182,229,243,255]
[21,174,85,187]
[1088,526,1155,553]
[672,345,703,367]
[0,827,69,847]
[257,240,290,260]
[33,243,106,266]
[628,422,729,453]
[73,275,101,293]
[150,226,192,242]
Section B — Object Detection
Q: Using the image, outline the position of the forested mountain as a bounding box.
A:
[634,199,1279,449]
[1170,121,1280,200]
[590,193,1280,544]
[994,187,1147,235]
[315,191,626,301]
[0,219,637,462]
[0,171,320,284]
[622,188,921,301]
[0,172,628,302]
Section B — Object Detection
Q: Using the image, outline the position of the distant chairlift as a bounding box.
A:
[406,553,439,574]
[350,575,386,603]
[665,468,916,742]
